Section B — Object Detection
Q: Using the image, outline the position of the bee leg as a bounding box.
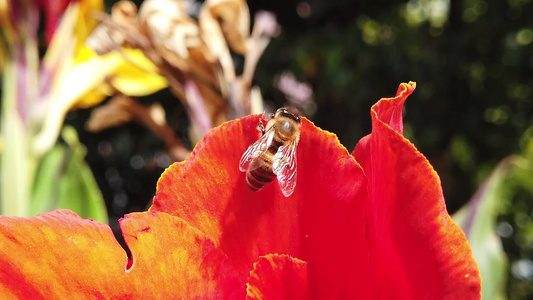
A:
[257,121,265,135]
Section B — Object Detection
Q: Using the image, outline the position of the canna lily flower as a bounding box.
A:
[0,82,481,298]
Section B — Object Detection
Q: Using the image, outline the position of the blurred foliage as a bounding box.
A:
[0,1,110,219]
[454,123,533,300]
[497,127,533,299]
[453,162,509,300]
[31,126,108,223]
[67,89,185,235]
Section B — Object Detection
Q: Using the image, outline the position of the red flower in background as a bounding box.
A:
[0,82,481,298]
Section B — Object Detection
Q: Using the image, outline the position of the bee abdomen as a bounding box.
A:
[246,166,276,191]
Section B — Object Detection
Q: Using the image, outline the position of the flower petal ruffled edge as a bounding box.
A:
[246,254,308,300]
[353,82,481,299]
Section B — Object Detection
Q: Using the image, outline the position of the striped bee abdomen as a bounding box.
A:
[246,147,278,191]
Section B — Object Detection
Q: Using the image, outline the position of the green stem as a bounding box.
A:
[1,27,39,217]
[1,61,31,216]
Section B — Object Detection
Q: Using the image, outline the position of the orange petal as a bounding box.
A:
[353,82,481,299]
[0,210,242,298]
[151,116,373,296]
[246,254,308,299]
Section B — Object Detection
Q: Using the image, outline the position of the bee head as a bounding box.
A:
[275,107,302,123]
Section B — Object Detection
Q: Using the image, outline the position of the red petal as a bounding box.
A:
[246,254,308,299]
[151,116,373,296]
[353,82,481,299]
[0,210,242,298]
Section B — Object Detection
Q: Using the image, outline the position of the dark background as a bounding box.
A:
[67,0,533,298]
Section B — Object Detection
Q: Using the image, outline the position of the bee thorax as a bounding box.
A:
[276,120,297,138]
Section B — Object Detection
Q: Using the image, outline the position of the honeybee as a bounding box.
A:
[239,107,302,197]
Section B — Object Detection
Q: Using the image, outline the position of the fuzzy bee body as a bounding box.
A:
[239,107,301,197]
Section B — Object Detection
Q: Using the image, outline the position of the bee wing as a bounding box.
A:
[239,128,275,172]
[272,137,299,197]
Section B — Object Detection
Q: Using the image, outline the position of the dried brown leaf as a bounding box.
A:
[87,0,248,133]
[199,0,235,81]
[203,0,250,55]
[137,0,222,101]
[86,1,140,55]
[138,0,193,58]
[149,102,167,126]
[111,1,138,27]
[85,95,133,132]
[242,11,278,85]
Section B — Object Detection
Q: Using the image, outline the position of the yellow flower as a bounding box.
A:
[34,0,167,155]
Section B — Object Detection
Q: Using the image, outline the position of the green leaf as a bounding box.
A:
[453,161,510,300]
[31,126,108,223]
[30,146,66,215]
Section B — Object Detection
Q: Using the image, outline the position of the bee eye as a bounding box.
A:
[276,107,302,123]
